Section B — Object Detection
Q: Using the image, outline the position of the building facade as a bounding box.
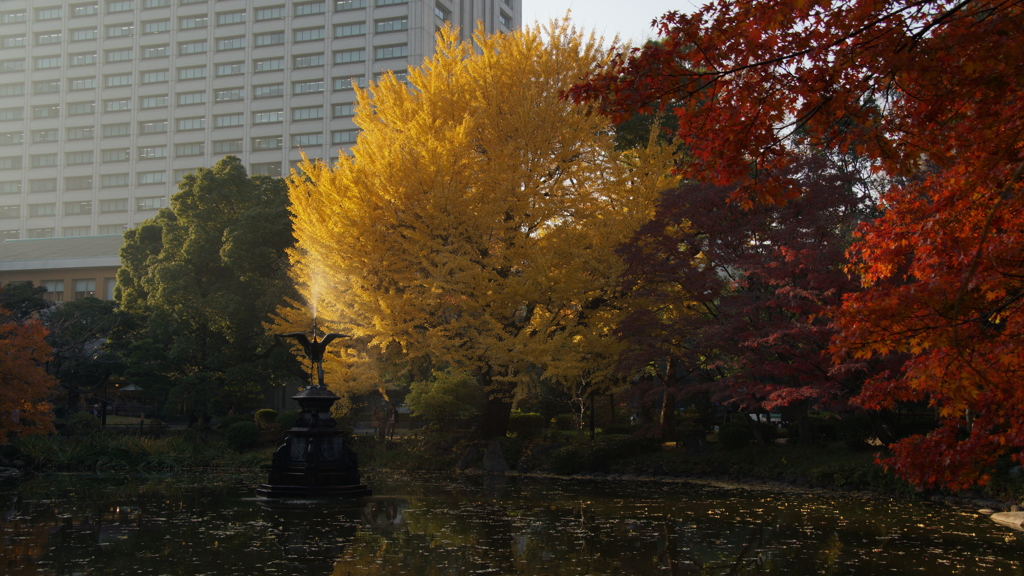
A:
[0,0,520,243]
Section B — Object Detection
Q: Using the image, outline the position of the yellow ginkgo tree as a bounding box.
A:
[278,21,678,436]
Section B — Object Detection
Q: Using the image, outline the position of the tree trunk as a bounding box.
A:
[748,413,766,446]
[659,385,675,442]
[477,394,513,439]
[797,400,813,444]
[608,392,615,427]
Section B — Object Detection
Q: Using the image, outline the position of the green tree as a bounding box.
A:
[113,156,300,415]
[0,281,49,321]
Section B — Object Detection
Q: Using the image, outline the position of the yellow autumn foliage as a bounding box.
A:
[276,21,679,403]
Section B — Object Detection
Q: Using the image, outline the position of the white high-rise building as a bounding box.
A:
[0,0,520,242]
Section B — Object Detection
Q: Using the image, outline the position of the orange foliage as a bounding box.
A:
[0,309,57,443]
[571,0,1024,489]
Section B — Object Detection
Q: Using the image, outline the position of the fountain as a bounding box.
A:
[257,320,371,498]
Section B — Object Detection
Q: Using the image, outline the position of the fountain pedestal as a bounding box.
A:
[257,386,371,498]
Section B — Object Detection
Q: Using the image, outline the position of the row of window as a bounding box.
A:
[0,198,165,220]
[36,278,117,302]
[0,0,421,27]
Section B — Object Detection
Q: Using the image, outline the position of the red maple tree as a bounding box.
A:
[0,307,58,444]
[571,0,1024,488]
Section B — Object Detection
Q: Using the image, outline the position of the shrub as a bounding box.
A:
[218,414,251,430]
[497,437,524,469]
[405,369,483,432]
[551,414,575,431]
[225,421,260,452]
[275,410,301,430]
[548,434,660,475]
[507,412,546,439]
[718,422,753,450]
[837,414,874,450]
[66,412,100,437]
[254,409,278,429]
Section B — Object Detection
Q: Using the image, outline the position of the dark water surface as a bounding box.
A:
[2,472,1022,575]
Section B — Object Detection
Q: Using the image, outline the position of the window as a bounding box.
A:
[102,123,130,137]
[74,279,96,299]
[34,79,60,92]
[250,163,281,177]
[0,205,19,218]
[253,110,284,124]
[252,136,281,150]
[65,200,92,214]
[499,11,512,28]
[292,80,324,95]
[292,134,323,148]
[137,171,166,185]
[32,130,59,143]
[180,0,206,5]
[333,103,356,118]
[434,4,450,21]
[1,36,25,48]
[295,1,326,16]
[73,3,100,16]
[178,66,207,80]
[216,11,245,25]
[102,148,129,162]
[294,28,326,42]
[292,106,323,121]
[0,60,25,73]
[140,96,168,109]
[335,23,366,37]
[67,127,95,140]
[0,157,22,170]
[105,74,132,87]
[107,24,134,37]
[216,37,244,51]
[375,44,408,59]
[212,140,242,153]
[28,229,55,239]
[255,6,285,21]
[375,70,408,83]
[0,84,24,97]
[142,20,168,34]
[42,279,63,302]
[71,28,99,41]
[99,224,127,235]
[35,57,61,70]
[176,117,205,130]
[139,120,167,134]
[107,1,135,12]
[100,198,129,211]
[1,11,27,24]
[104,99,130,112]
[0,108,23,121]
[101,175,129,188]
[376,0,407,4]
[32,155,59,168]
[174,168,196,182]
[70,77,98,91]
[336,0,366,9]
[63,226,92,238]
[375,18,407,33]
[66,151,94,165]
[178,41,207,55]
[294,54,325,68]
[106,49,132,63]
[142,45,169,58]
[65,177,93,191]
[68,102,96,116]
[333,129,359,144]
[214,114,243,128]
[33,106,60,119]
[29,204,57,217]
[175,143,203,157]
[333,76,367,90]
[36,7,63,20]
[0,182,20,195]
[30,179,57,192]
[0,132,21,146]
[254,58,284,73]
[253,84,284,98]
[138,146,167,159]
[179,16,207,29]
[214,89,242,102]
[255,32,285,46]
[177,92,206,106]
[216,62,244,77]
[143,0,169,7]
[136,196,164,210]
[70,53,98,67]
[142,70,170,83]
[334,49,366,64]
[36,32,63,45]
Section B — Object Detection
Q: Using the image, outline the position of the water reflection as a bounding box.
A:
[1,473,1022,575]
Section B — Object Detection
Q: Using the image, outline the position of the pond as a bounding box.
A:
[2,472,1022,575]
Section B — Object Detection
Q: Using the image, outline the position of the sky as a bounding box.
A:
[518,0,702,47]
